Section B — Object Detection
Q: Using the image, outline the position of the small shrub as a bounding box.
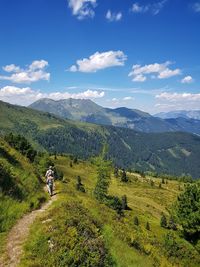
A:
[134,216,139,226]
[160,213,167,228]
[121,195,128,210]
[146,222,150,231]
[76,176,85,193]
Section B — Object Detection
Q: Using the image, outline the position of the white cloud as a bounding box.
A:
[106,10,122,22]
[181,76,194,84]
[3,64,21,73]
[155,92,200,111]
[68,50,127,73]
[49,89,104,100]
[68,0,97,19]
[156,92,200,102]
[192,2,200,12]
[132,3,148,13]
[0,60,50,84]
[0,86,104,106]
[129,61,181,82]
[131,0,168,15]
[123,96,134,101]
[29,60,48,71]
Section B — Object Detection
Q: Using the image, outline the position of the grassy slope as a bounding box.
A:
[20,156,200,267]
[0,138,47,255]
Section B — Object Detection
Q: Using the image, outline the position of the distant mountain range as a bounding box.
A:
[29,98,200,135]
[155,110,200,120]
[1,99,200,178]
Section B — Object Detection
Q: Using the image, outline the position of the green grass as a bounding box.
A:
[13,155,200,266]
[53,156,199,266]
[0,138,47,256]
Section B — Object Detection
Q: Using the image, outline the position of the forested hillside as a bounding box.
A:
[29,98,200,134]
[1,100,200,178]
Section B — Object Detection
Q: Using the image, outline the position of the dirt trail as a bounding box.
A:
[0,192,57,267]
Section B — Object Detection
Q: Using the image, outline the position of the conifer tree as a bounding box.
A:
[121,169,128,182]
[114,167,119,178]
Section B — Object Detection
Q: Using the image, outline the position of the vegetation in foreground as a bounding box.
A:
[20,155,200,267]
[0,135,49,255]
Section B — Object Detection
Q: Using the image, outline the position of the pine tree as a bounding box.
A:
[114,167,119,178]
[121,169,128,182]
[160,213,167,228]
[175,183,200,241]
[121,195,128,210]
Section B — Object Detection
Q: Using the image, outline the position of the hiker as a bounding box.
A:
[46,175,54,196]
[45,166,54,196]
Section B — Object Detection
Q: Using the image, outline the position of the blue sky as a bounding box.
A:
[0,0,200,114]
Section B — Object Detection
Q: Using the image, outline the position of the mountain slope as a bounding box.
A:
[155,110,200,120]
[29,98,178,133]
[19,156,200,267]
[165,117,200,135]
[0,136,47,256]
[1,100,200,178]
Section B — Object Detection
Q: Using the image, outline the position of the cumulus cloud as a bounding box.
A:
[2,64,21,73]
[192,2,200,12]
[155,92,200,111]
[0,60,50,84]
[68,50,127,73]
[68,0,97,19]
[131,0,168,15]
[106,10,122,22]
[106,96,135,108]
[128,61,181,82]
[181,76,194,84]
[0,86,104,106]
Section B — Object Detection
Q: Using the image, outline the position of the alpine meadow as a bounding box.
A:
[0,1,200,267]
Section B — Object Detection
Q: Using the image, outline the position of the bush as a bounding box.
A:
[121,195,128,210]
[160,214,167,228]
[20,201,115,267]
[146,222,150,231]
[4,133,37,162]
[76,176,85,193]
[134,216,139,226]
